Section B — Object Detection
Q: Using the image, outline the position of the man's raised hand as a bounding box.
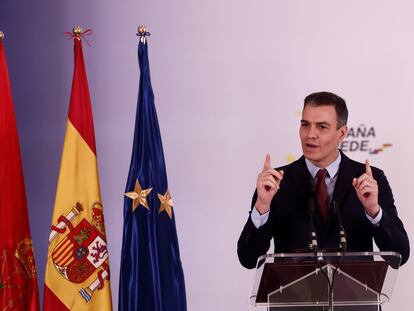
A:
[255,154,284,215]
[352,159,380,217]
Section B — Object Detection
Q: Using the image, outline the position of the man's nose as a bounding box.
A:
[307,125,318,138]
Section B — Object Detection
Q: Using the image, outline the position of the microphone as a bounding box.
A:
[308,197,318,253]
[333,200,347,252]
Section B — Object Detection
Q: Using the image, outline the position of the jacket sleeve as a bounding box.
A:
[373,170,410,265]
[237,190,274,269]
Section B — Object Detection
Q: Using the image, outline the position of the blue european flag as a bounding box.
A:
[119,37,187,311]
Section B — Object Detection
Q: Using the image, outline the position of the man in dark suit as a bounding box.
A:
[237,92,409,309]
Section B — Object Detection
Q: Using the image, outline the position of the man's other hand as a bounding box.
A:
[352,159,380,217]
[255,154,284,214]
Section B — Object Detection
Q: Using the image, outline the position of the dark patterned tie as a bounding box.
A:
[316,169,329,221]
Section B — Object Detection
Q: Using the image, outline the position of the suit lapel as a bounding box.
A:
[331,151,355,213]
[291,156,313,199]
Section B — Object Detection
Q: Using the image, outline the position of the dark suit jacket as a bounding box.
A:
[238,152,410,269]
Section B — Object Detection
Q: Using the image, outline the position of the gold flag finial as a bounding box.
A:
[137,25,147,36]
[0,31,4,41]
[137,25,150,43]
[72,26,83,35]
[66,26,92,43]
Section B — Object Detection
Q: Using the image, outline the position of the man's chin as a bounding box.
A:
[303,152,324,164]
[302,150,320,161]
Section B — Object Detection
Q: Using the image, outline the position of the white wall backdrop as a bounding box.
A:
[1,1,413,310]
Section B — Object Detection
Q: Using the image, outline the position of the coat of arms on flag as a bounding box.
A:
[0,245,37,310]
[48,202,109,303]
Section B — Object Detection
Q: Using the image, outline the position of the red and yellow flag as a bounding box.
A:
[43,28,112,311]
[0,32,40,311]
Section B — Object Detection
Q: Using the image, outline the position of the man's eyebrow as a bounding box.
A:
[300,120,331,126]
[316,121,330,125]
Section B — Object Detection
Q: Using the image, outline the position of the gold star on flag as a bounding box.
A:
[158,191,173,219]
[125,180,152,212]
[285,153,296,164]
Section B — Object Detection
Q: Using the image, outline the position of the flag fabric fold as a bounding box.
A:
[118,39,187,311]
[43,35,112,311]
[0,35,40,311]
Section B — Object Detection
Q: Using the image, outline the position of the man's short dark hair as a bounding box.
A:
[304,91,348,129]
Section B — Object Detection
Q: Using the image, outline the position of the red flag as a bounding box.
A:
[0,34,40,310]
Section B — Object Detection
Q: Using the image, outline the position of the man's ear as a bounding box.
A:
[338,125,348,142]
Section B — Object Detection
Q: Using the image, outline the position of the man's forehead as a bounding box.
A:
[302,105,337,122]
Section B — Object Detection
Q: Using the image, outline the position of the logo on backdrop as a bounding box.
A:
[340,124,392,155]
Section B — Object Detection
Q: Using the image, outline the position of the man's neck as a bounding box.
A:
[305,152,341,179]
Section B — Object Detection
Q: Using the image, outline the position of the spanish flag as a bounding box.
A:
[0,31,40,311]
[43,28,112,311]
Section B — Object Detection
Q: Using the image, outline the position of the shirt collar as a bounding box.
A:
[305,152,341,179]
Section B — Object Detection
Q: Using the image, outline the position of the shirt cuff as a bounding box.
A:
[251,207,270,229]
[365,207,383,226]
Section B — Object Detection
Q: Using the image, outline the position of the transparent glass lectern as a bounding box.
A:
[250,252,401,311]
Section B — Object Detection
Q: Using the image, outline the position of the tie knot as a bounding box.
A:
[317,169,328,180]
